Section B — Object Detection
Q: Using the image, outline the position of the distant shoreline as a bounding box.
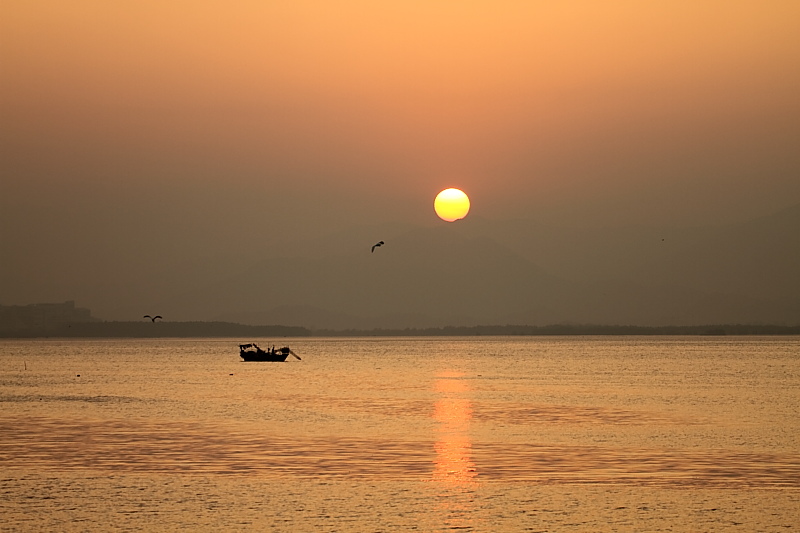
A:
[1,321,799,338]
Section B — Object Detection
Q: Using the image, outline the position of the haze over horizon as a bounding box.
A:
[2,2,799,328]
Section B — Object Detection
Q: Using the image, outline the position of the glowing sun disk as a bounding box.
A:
[434,188,470,222]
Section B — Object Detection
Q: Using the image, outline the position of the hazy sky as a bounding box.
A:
[2,1,799,313]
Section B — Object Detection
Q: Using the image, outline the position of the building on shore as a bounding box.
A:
[0,301,97,334]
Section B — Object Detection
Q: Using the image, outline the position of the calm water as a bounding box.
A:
[1,336,798,531]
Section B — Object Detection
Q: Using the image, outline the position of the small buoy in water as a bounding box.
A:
[76,374,80,377]
[229,373,234,376]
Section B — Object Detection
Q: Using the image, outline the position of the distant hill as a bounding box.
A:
[156,204,800,329]
[164,227,571,328]
[622,203,800,303]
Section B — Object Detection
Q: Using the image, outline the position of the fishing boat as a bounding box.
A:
[239,343,300,362]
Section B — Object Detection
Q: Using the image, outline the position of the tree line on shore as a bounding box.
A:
[2,321,798,338]
[312,324,800,336]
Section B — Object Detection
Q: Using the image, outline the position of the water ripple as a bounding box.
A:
[1,416,797,487]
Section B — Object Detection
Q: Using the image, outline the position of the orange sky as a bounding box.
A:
[2,0,799,227]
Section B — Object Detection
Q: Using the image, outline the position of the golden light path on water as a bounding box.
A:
[430,371,479,530]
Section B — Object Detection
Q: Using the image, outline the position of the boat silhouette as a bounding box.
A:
[239,343,300,362]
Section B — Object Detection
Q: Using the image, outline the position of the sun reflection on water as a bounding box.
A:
[430,371,479,529]
[432,399,476,483]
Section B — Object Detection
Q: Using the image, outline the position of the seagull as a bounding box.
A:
[143,315,162,322]
[371,241,384,253]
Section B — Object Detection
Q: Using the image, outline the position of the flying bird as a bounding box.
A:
[143,315,162,322]
[371,241,384,253]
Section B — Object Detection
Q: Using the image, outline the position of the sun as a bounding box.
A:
[434,188,470,222]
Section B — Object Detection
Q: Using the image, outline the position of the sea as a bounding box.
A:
[1,336,798,532]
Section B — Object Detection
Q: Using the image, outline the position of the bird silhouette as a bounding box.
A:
[371,241,385,253]
[143,315,162,322]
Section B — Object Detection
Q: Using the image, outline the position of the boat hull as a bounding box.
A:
[240,351,289,362]
[239,344,291,362]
